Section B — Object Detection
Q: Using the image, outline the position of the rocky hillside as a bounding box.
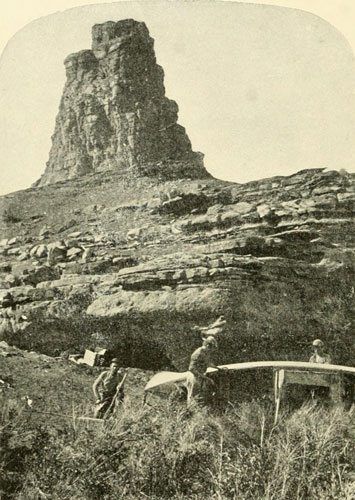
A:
[35,19,207,187]
[1,167,354,373]
[0,19,354,378]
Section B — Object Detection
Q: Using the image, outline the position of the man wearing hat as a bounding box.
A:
[309,339,332,364]
[188,336,227,401]
[92,358,127,418]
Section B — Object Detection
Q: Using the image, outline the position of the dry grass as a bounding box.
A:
[1,389,355,500]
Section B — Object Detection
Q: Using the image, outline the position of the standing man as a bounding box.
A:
[93,358,127,418]
[0,310,14,340]
[188,336,227,401]
[309,339,332,364]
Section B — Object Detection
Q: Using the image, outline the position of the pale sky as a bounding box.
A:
[1,1,355,196]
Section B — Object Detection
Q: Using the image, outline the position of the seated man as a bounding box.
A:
[188,336,227,401]
[92,358,126,418]
[309,339,332,403]
[309,339,332,364]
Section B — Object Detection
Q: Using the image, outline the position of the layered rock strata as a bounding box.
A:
[1,168,354,372]
[36,19,207,186]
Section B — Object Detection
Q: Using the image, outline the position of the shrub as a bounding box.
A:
[0,398,49,500]
[2,207,22,224]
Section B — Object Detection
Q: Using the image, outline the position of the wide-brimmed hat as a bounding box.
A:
[312,339,324,347]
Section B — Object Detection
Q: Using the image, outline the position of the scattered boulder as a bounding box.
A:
[30,244,47,259]
[47,241,67,265]
[180,214,220,232]
[206,204,224,215]
[82,247,95,262]
[39,227,51,237]
[257,203,272,218]
[17,252,29,262]
[0,274,20,289]
[156,192,209,216]
[67,247,84,260]
[67,231,82,239]
[0,263,12,273]
[7,247,22,256]
[231,202,255,216]
[127,227,143,241]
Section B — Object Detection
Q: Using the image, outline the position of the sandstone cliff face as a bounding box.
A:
[1,168,354,371]
[36,19,207,186]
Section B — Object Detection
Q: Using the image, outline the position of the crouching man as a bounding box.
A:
[93,358,127,418]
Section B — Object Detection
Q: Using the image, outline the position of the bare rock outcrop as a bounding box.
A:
[35,19,207,186]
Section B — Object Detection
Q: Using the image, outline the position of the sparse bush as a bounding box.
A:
[2,207,22,224]
[0,398,49,500]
